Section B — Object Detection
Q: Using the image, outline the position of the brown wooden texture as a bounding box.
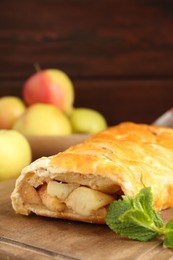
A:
[0,0,173,125]
[1,179,173,259]
[26,134,89,160]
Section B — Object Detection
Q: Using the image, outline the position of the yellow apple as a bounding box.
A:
[22,69,74,115]
[0,130,32,181]
[0,96,26,129]
[13,103,72,136]
[69,107,107,134]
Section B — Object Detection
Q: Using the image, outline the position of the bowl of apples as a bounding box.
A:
[0,68,107,160]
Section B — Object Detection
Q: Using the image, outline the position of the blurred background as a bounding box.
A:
[0,0,173,126]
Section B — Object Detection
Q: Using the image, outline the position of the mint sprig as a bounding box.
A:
[106,187,173,248]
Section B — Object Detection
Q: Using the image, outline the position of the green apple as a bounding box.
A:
[69,107,107,134]
[0,130,32,181]
[13,103,72,136]
[0,96,26,129]
[23,69,74,115]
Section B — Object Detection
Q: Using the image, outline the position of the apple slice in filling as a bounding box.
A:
[47,181,79,200]
[38,184,66,212]
[21,182,42,205]
[66,186,115,216]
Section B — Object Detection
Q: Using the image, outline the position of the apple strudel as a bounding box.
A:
[11,122,173,224]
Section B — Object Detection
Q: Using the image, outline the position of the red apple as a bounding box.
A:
[23,69,74,115]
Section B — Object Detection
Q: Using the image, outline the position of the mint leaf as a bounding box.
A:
[152,210,164,229]
[119,209,162,241]
[105,197,132,233]
[132,187,153,217]
[106,187,164,242]
[131,187,164,229]
[163,219,173,249]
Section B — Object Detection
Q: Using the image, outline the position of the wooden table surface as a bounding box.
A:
[1,179,173,260]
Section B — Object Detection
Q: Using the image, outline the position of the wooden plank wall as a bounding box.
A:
[0,0,173,126]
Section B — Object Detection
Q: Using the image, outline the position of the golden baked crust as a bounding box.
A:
[11,122,173,224]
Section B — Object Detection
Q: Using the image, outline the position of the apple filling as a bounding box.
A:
[21,180,115,217]
[21,180,117,218]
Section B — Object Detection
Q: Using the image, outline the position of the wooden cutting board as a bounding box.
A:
[1,179,173,260]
